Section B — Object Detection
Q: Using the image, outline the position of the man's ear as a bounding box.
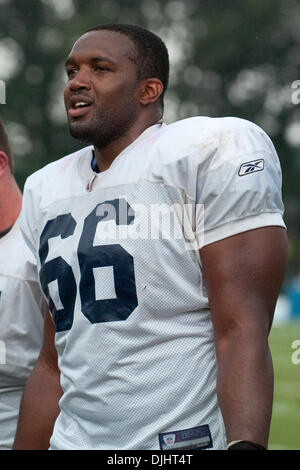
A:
[139,78,164,106]
[0,151,9,177]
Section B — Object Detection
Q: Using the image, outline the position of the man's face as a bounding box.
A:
[64,30,141,148]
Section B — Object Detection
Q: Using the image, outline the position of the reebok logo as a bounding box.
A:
[238,158,264,176]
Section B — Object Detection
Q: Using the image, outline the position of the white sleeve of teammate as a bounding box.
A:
[18,175,40,260]
[195,121,286,247]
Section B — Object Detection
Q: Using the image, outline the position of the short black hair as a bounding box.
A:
[0,119,13,173]
[84,23,169,114]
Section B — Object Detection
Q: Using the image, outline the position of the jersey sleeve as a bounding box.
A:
[195,120,286,247]
[18,174,41,260]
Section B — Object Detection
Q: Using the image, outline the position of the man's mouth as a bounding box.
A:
[68,97,93,118]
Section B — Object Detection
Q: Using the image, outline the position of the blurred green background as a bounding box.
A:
[0,0,300,450]
[269,323,300,449]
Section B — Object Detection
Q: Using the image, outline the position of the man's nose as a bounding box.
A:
[69,67,92,91]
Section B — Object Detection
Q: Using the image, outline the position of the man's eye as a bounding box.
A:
[95,65,109,72]
[66,68,77,78]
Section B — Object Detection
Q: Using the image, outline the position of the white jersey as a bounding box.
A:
[0,221,45,449]
[19,116,285,450]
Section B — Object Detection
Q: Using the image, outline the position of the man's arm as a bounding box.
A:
[200,226,288,449]
[13,307,62,449]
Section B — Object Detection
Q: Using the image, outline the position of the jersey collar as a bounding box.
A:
[77,123,165,191]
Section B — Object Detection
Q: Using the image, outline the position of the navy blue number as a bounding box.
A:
[39,199,138,331]
[39,214,77,332]
[78,199,138,323]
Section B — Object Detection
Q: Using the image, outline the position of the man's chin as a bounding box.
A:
[68,122,94,144]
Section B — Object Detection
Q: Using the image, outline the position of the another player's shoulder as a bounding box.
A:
[0,222,37,279]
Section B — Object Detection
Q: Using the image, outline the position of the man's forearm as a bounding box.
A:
[13,357,62,450]
[216,328,274,449]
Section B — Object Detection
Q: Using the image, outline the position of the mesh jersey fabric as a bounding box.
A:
[0,222,45,449]
[19,116,285,450]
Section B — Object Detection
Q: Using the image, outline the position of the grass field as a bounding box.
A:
[268,321,300,450]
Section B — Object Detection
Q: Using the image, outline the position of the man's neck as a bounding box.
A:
[93,116,161,173]
[0,176,22,232]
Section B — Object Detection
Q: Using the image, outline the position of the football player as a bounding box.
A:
[14,24,288,450]
[0,119,45,449]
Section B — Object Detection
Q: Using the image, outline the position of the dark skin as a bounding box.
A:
[64,30,163,172]
[13,308,62,449]
[200,226,288,447]
[14,29,164,449]
[0,151,22,231]
[13,30,288,449]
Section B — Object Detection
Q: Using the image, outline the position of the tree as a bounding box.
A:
[0,0,299,275]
